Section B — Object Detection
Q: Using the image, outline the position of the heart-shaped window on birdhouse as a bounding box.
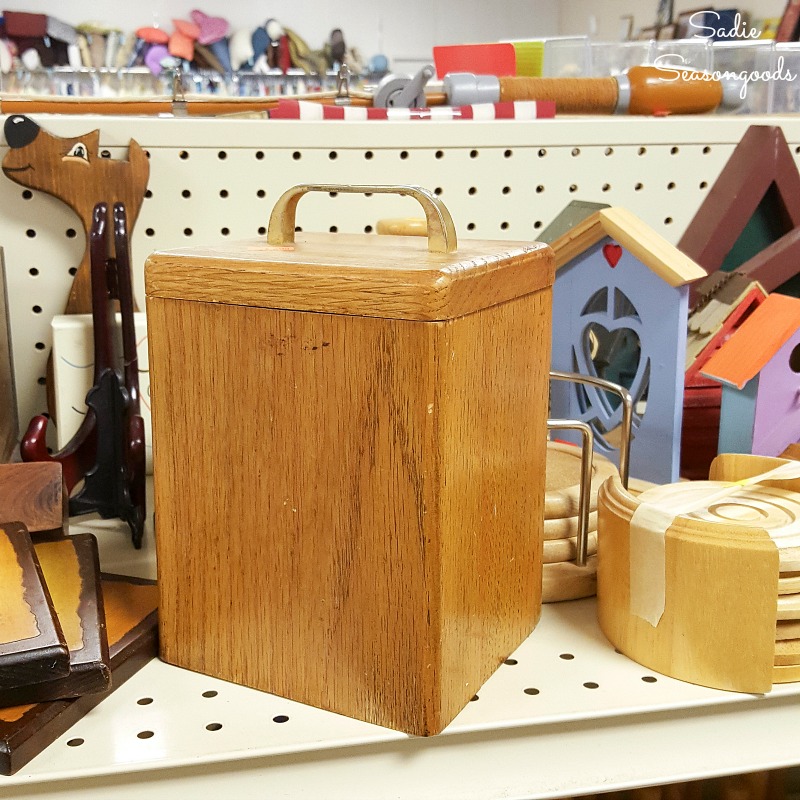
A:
[571,286,649,451]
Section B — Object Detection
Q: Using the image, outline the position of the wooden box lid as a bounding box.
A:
[145,184,554,321]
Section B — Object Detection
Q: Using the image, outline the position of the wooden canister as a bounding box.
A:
[145,184,554,735]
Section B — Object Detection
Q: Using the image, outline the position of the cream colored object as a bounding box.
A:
[545,442,617,519]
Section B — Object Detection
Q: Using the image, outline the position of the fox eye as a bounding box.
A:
[63,142,89,162]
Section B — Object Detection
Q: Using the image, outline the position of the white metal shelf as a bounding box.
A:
[1,498,798,799]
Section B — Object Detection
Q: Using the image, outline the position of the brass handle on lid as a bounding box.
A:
[267,184,458,253]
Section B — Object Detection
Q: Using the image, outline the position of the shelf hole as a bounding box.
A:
[468,187,477,195]
[400,150,409,159]
[145,189,153,199]
[329,191,338,197]
[504,149,513,158]
[524,687,540,695]
[26,229,36,238]
[670,146,679,155]
[329,226,338,233]
[294,226,302,233]
[364,192,373,197]
[538,148,547,157]
[634,183,643,191]
[534,221,542,229]
[602,183,610,192]
[145,150,151,159]
[364,225,373,233]
[273,715,290,723]
[202,690,218,698]
[206,722,223,731]
[220,189,229,198]
[667,182,676,190]
[22,189,33,199]
[503,658,518,665]
[137,697,154,705]
[137,731,155,739]
[66,228,77,238]
[470,149,479,158]
[145,228,155,236]
[469,694,479,702]
[221,227,230,236]
[258,226,267,235]
[571,147,581,157]
[255,150,264,160]
[466,223,476,231]
[703,146,711,154]
[699,181,708,189]
[569,184,578,193]
[179,150,189,160]
[605,147,614,156]
[502,186,511,194]
[257,189,266,198]
[500,221,509,230]
[184,228,193,236]
[38,376,46,386]
[642,676,658,683]
[435,150,444,159]
[67,738,84,747]
[536,185,544,193]
[32,305,42,314]
[434,187,443,196]
[583,682,599,689]
[292,151,301,160]
[559,653,575,660]
[29,267,39,276]
[364,150,374,160]
[182,190,191,198]
[35,341,45,350]
[638,146,647,156]
[100,149,111,158]
[69,267,77,276]
[329,151,338,160]
[664,217,673,225]
[218,150,227,160]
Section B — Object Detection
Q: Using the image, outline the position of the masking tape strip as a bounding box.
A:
[629,461,800,627]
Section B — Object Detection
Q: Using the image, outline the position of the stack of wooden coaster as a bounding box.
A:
[543,442,618,603]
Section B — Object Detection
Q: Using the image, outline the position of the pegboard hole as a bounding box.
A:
[145,228,155,236]
[434,187,443,196]
[504,658,518,665]
[466,223,476,231]
[184,228,193,236]
[220,189,229,198]
[26,229,36,238]
[218,151,227,160]
[255,151,264,160]
[364,225,373,233]
[100,149,111,158]
[144,150,151,159]
[699,181,708,189]
[605,147,614,156]
[35,342,45,350]
[292,151,301,160]
[67,738,84,747]
[524,687,540,695]
[273,715,290,723]
[571,147,581,157]
[179,150,189,160]
[258,226,267,235]
[500,221,509,230]
[364,150,374,160]
[569,184,578,193]
[137,697,154,705]
[206,723,223,731]
[182,190,191,198]
[257,190,266,198]
[638,147,647,156]
[400,150,409,159]
[329,151,338,160]
[504,149,513,158]
[329,226,338,233]
[664,217,673,225]
[22,189,33,199]
[534,221,542,229]
[468,187,477,195]
[536,185,544,193]
[294,226,302,233]
[29,267,39,276]
[202,691,218,698]
[470,694,479,702]
[221,227,230,236]
[37,377,46,386]
[68,267,77,276]
[144,189,153,199]
[601,183,611,192]
[583,682,599,689]
[137,731,155,740]
[502,186,511,194]
[703,146,712,154]
[667,182,676,190]
[642,676,658,683]
[670,146,680,155]
[328,191,338,198]
[435,150,444,159]
[559,653,575,660]
[32,305,42,314]
[634,183,643,191]
[538,148,547,157]
[66,228,77,238]
[470,149,479,158]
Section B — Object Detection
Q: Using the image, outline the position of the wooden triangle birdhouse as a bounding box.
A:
[680,125,800,307]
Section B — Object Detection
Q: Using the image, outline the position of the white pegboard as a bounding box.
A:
[3,114,800,434]
[0,507,798,799]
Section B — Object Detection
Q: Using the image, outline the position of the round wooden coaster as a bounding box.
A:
[773,663,800,683]
[545,442,618,520]
[774,638,800,666]
[636,482,800,570]
[542,555,597,603]
[778,571,800,595]
[544,510,599,541]
[776,619,800,641]
[777,593,800,621]
[543,531,598,564]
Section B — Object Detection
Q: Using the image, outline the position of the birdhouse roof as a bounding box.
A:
[549,207,706,288]
[701,292,800,389]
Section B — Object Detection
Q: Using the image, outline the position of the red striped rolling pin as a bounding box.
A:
[270,99,556,120]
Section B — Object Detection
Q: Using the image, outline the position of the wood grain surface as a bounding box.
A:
[542,556,597,603]
[0,463,65,532]
[543,531,598,564]
[774,638,800,666]
[145,233,553,322]
[544,510,598,540]
[776,619,800,640]
[148,275,551,735]
[0,523,69,690]
[597,476,779,693]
